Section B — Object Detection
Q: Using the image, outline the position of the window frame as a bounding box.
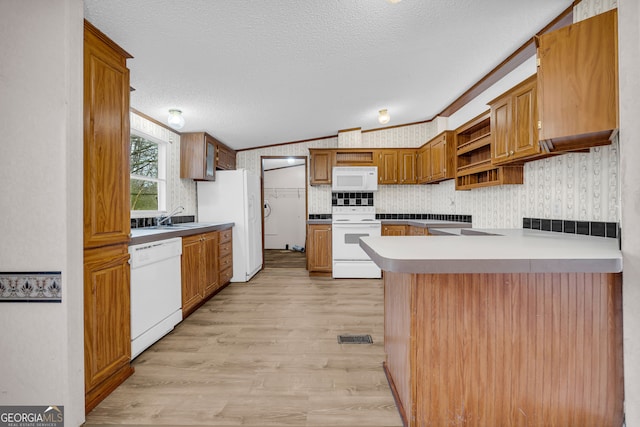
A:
[129,130,168,216]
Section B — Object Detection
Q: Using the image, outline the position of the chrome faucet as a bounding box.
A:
[157,205,185,226]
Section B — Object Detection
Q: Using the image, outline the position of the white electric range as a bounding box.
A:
[331,206,381,278]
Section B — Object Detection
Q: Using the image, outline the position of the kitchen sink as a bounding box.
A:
[144,222,218,230]
[146,224,191,230]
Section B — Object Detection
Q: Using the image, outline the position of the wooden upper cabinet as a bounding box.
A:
[378,150,398,184]
[415,131,455,184]
[455,111,523,190]
[490,75,540,165]
[83,21,132,249]
[215,142,236,170]
[398,150,417,185]
[537,9,618,151]
[180,132,217,180]
[309,149,334,185]
[416,144,431,184]
[429,131,455,183]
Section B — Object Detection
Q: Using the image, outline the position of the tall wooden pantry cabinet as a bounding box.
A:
[83,20,133,413]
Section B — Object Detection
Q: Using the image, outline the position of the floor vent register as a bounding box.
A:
[337,334,373,344]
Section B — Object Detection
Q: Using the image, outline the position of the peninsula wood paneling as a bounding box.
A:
[384,271,623,427]
[383,272,414,424]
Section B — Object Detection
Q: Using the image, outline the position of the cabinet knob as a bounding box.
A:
[509,150,514,156]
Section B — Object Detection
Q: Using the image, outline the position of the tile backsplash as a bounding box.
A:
[332,192,374,206]
[523,217,618,239]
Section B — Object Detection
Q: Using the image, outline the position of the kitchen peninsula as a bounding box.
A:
[360,230,623,427]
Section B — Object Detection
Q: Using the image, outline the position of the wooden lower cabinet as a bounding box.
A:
[382,225,407,236]
[202,232,220,298]
[181,234,205,316]
[307,224,332,274]
[182,227,233,319]
[383,271,624,427]
[218,227,233,286]
[84,244,133,413]
[408,225,428,236]
[182,232,217,318]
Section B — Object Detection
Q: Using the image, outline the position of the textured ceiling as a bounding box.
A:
[83,0,573,150]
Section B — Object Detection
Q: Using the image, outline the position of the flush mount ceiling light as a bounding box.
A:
[385,0,402,3]
[167,109,185,130]
[378,109,390,125]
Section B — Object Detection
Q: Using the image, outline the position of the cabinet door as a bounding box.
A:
[491,95,511,164]
[398,150,417,184]
[307,225,332,272]
[378,151,398,184]
[310,150,333,185]
[181,133,217,181]
[537,9,618,149]
[490,75,539,165]
[205,135,216,179]
[216,143,236,170]
[84,26,131,248]
[408,226,427,236]
[84,244,131,391]
[382,225,407,236]
[181,235,204,317]
[420,146,431,184]
[512,78,539,159]
[202,232,219,297]
[430,138,445,181]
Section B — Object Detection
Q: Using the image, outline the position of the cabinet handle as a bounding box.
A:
[510,150,514,156]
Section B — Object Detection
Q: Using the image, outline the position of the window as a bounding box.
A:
[130,132,167,212]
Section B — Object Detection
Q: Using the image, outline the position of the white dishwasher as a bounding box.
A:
[129,237,183,359]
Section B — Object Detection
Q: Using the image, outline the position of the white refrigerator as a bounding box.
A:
[197,169,263,282]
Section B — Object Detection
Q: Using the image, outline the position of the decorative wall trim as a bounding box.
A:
[0,272,62,302]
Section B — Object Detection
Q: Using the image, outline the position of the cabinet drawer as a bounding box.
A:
[219,241,232,257]
[219,267,232,285]
[219,228,232,244]
[219,254,232,271]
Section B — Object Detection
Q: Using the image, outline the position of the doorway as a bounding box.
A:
[261,156,307,268]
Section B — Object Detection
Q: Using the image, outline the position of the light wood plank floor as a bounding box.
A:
[85,267,403,427]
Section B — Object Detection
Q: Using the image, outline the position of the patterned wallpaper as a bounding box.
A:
[429,142,619,228]
[574,0,617,21]
[362,122,437,148]
[130,112,197,217]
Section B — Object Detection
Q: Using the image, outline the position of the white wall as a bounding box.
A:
[130,112,197,218]
[619,0,640,424]
[263,165,306,249]
[0,0,85,425]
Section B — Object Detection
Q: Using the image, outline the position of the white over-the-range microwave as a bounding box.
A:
[331,166,378,192]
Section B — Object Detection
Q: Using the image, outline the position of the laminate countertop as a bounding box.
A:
[360,228,622,274]
[130,222,234,245]
[306,219,472,228]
